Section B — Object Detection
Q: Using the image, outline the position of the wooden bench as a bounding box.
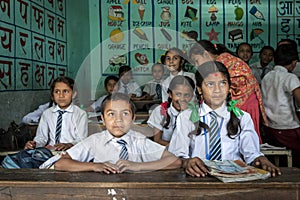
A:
[261,149,292,167]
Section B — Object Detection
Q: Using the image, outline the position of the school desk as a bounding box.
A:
[132,99,161,111]
[0,168,299,199]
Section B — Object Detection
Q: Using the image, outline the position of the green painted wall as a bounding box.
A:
[0,0,91,129]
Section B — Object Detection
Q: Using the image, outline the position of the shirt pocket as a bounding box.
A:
[221,135,239,160]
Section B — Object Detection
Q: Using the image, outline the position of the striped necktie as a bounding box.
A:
[55,110,66,144]
[209,111,221,160]
[123,85,128,94]
[156,83,162,100]
[117,139,129,160]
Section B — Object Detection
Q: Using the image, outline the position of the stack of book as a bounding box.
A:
[204,160,271,183]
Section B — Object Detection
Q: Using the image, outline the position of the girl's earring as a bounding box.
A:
[226,91,232,102]
[198,93,204,104]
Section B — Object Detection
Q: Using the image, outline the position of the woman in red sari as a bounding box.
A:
[189,40,267,143]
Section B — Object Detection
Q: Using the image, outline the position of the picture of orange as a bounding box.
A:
[110,28,124,43]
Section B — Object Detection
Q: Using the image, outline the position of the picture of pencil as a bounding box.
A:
[133,27,148,41]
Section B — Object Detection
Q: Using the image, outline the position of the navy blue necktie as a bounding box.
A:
[123,85,128,94]
[156,83,162,100]
[117,139,129,160]
[55,110,66,144]
[209,111,221,160]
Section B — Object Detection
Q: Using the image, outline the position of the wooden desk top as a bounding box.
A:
[0,168,298,186]
[0,168,299,199]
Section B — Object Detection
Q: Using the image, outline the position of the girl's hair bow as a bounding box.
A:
[188,102,200,123]
[160,101,169,117]
[228,100,244,117]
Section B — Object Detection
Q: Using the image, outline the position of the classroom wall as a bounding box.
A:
[0,0,91,129]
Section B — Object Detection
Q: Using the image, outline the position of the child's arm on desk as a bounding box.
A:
[54,153,119,174]
[116,150,182,173]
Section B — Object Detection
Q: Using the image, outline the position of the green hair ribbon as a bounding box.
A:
[188,102,200,123]
[228,100,244,117]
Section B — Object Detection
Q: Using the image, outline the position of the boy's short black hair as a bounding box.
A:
[274,44,299,66]
[277,38,298,50]
[118,65,132,77]
[236,42,253,56]
[100,92,136,118]
[104,75,119,87]
[259,45,275,57]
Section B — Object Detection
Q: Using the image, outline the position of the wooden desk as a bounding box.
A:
[132,99,161,111]
[0,168,299,199]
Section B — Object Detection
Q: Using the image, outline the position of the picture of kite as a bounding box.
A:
[250,28,265,45]
[184,6,198,21]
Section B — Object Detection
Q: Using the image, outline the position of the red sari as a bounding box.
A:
[216,53,267,143]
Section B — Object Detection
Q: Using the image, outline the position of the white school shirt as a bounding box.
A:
[147,103,179,142]
[22,102,51,124]
[143,79,163,99]
[89,95,107,112]
[118,81,142,97]
[161,71,195,102]
[34,104,88,147]
[67,130,166,164]
[168,102,263,165]
[261,65,300,129]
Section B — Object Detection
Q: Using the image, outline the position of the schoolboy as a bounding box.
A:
[250,46,275,85]
[54,93,181,173]
[142,63,164,100]
[261,44,300,167]
[86,75,119,112]
[117,65,142,99]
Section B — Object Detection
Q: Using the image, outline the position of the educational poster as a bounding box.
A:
[201,2,225,45]
[99,0,299,77]
[100,2,130,74]
[130,2,153,74]
[177,1,200,54]
[276,0,300,52]
[0,0,67,92]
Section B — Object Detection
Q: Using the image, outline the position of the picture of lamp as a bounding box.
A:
[208,5,218,22]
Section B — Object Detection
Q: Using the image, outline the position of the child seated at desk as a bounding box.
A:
[161,47,195,102]
[147,75,196,146]
[117,65,142,99]
[24,76,88,151]
[22,101,52,124]
[168,61,281,177]
[86,75,119,112]
[54,92,181,173]
[142,63,164,101]
[22,86,82,124]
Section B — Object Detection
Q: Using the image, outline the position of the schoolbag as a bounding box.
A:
[1,147,53,169]
[8,121,32,150]
[0,121,32,150]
